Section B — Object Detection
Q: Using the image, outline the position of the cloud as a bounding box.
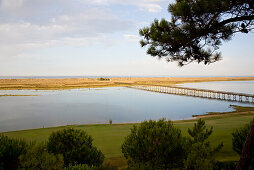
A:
[0,35,112,60]
[0,0,24,11]
[124,34,140,42]
[88,0,166,13]
[0,0,59,20]
[0,2,133,58]
[138,3,162,13]
[0,0,167,60]
[91,0,109,5]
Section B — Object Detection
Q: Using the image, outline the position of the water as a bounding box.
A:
[0,81,254,132]
[178,81,254,94]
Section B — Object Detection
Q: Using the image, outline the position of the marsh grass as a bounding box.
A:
[0,77,254,90]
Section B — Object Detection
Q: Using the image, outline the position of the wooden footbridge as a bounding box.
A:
[129,85,254,104]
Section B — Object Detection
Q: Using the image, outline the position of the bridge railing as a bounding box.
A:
[129,85,254,103]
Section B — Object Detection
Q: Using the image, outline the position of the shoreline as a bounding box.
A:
[2,106,254,168]
[0,76,254,90]
[192,105,254,117]
[2,105,254,133]
[1,78,253,168]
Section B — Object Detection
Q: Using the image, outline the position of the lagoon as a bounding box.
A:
[0,81,254,132]
[178,81,254,94]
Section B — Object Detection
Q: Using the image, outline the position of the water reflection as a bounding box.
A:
[0,84,253,132]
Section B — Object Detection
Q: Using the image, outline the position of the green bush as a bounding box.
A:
[232,120,252,155]
[121,119,187,169]
[64,164,95,170]
[97,77,110,81]
[96,163,118,170]
[19,142,64,170]
[232,120,254,167]
[64,163,117,170]
[47,128,104,167]
[184,119,223,170]
[0,135,28,170]
[213,161,237,170]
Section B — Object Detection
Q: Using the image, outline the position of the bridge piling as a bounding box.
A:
[130,85,254,104]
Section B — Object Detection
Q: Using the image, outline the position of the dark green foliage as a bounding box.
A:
[64,163,118,170]
[47,128,104,167]
[121,119,187,169]
[19,142,64,170]
[232,120,254,167]
[232,121,252,155]
[213,161,237,170]
[64,164,96,170]
[184,119,223,170]
[140,0,254,66]
[97,77,110,81]
[96,163,118,170]
[109,119,112,125]
[0,135,28,170]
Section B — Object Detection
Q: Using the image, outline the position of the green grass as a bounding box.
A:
[193,105,254,117]
[2,113,254,168]
[175,112,254,162]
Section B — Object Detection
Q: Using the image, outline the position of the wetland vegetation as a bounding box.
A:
[0,77,254,90]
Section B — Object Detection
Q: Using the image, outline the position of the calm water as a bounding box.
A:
[0,81,254,132]
[178,81,254,94]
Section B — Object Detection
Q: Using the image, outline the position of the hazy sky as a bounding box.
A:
[0,0,253,76]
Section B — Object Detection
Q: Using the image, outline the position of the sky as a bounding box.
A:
[0,0,253,77]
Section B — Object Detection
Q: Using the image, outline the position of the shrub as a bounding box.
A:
[0,135,28,170]
[213,161,237,170]
[184,119,223,170]
[121,119,187,169]
[97,78,110,81]
[19,142,64,170]
[64,164,95,170]
[47,128,104,167]
[232,121,252,155]
[64,163,117,170]
[232,120,254,167]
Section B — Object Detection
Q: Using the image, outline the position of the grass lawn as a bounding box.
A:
[2,111,254,168]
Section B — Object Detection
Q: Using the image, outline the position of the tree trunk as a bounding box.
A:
[235,119,254,170]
